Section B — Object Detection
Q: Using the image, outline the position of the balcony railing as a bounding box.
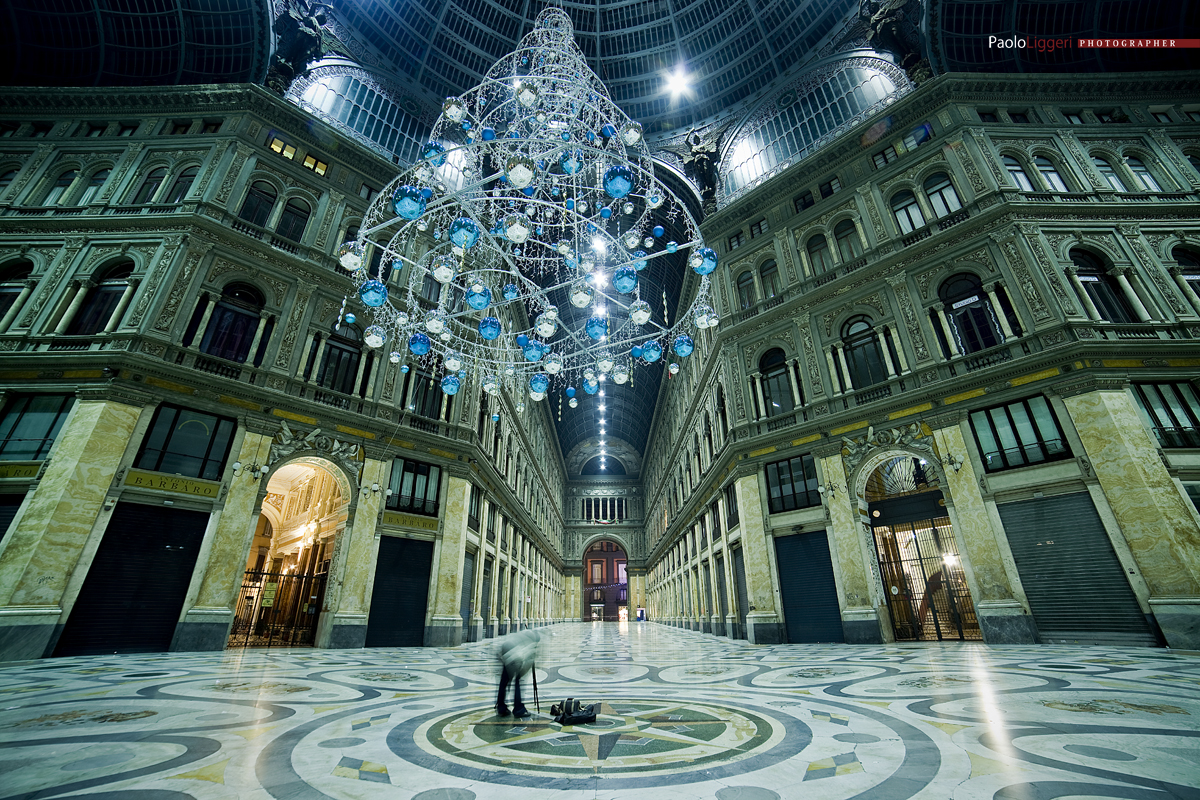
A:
[962,344,1014,372]
[1154,427,1200,449]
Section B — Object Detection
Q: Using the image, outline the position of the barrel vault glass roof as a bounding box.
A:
[328,0,860,135]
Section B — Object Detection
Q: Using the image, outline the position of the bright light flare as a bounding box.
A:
[664,66,694,100]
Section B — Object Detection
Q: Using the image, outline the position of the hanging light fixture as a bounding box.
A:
[345,8,716,416]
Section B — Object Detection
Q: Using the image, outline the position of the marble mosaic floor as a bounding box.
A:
[1,623,1198,800]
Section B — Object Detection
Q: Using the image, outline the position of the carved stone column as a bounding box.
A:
[0,279,37,333]
[935,307,961,357]
[1169,267,1200,315]
[187,293,218,348]
[53,280,92,335]
[1065,267,1103,320]
[1113,268,1153,322]
[984,282,1015,339]
[102,279,139,333]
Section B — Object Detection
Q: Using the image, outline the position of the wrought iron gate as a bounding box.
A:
[872,516,981,641]
[228,569,327,648]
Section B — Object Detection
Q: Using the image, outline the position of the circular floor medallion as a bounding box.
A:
[395,698,806,788]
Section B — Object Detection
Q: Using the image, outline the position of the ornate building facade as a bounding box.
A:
[1,68,1199,660]
[642,72,1200,650]
[0,86,568,661]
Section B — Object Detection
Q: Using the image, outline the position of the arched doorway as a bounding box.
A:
[227,459,349,648]
[864,456,982,641]
[581,538,628,621]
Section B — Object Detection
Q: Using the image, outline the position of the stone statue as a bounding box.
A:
[266,0,337,95]
[679,128,722,215]
[859,0,930,84]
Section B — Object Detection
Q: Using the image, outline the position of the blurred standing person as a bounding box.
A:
[496,628,540,717]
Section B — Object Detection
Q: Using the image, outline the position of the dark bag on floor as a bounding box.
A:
[550,697,596,725]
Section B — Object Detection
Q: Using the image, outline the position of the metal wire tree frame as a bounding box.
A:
[345,8,718,413]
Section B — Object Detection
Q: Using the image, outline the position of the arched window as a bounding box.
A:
[759,348,795,417]
[276,197,311,242]
[807,235,833,273]
[1188,153,1200,177]
[1034,157,1069,192]
[1071,250,1133,323]
[1003,156,1034,191]
[759,260,781,298]
[200,283,265,363]
[890,190,924,234]
[43,169,78,205]
[1125,157,1161,191]
[716,384,728,434]
[1173,248,1200,301]
[76,168,109,206]
[736,271,756,310]
[923,172,962,217]
[238,180,277,227]
[939,273,1002,353]
[1093,157,1126,191]
[419,270,441,304]
[164,165,199,203]
[0,168,17,196]
[834,220,862,261]
[0,259,34,323]
[130,167,167,204]
[318,325,362,394]
[67,261,134,335]
[842,316,888,389]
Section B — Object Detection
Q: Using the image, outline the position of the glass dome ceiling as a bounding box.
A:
[327,0,860,134]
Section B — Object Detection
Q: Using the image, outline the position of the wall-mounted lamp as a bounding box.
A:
[944,454,965,473]
[232,462,269,481]
[361,482,382,497]
[816,482,840,500]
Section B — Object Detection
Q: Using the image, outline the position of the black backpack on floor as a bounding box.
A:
[551,697,597,725]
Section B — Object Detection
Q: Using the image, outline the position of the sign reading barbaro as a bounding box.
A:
[124,469,221,498]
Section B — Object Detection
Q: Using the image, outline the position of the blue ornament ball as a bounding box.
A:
[613,266,638,294]
[343,313,356,324]
[449,217,480,250]
[631,345,644,359]
[631,250,648,270]
[503,283,520,300]
[565,386,576,398]
[641,340,663,362]
[422,141,446,167]
[408,332,431,355]
[478,316,501,340]
[652,225,665,238]
[516,333,530,347]
[391,185,426,220]
[358,279,388,307]
[603,165,635,199]
[583,378,600,394]
[530,372,550,393]
[673,333,694,357]
[440,375,461,395]
[466,284,491,310]
[693,247,718,275]
[585,316,608,340]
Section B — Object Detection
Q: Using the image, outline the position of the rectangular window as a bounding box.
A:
[170,122,191,135]
[487,504,497,541]
[30,123,51,138]
[765,454,819,513]
[978,111,998,123]
[1131,382,1200,448]
[268,136,296,159]
[1153,111,1172,124]
[118,123,137,136]
[723,482,739,528]
[135,404,236,481]
[386,457,442,516]
[749,218,768,238]
[467,483,480,530]
[0,394,74,461]
[589,560,604,584]
[302,154,329,176]
[86,124,105,137]
[728,231,744,250]
[794,191,814,213]
[0,122,17,137]
[359,183,377,202]
[819,177,840,198]
[1064,112,1084,124]
[1097,110,1117,123]
[969,396,1071,472]
[903,123,933,150]
[1009,111,1031,124]
[1188,110,1200,122]
[873,145,898,169]
[202,120,222,134]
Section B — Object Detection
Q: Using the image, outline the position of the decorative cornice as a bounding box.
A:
[1052,375,1131,398]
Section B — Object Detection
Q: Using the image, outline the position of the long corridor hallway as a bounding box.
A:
[0,622,1197,799]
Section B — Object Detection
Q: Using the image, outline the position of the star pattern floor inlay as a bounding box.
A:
[0,622,1198,800]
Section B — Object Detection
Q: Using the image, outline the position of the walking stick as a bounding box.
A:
[532,661,539,714]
